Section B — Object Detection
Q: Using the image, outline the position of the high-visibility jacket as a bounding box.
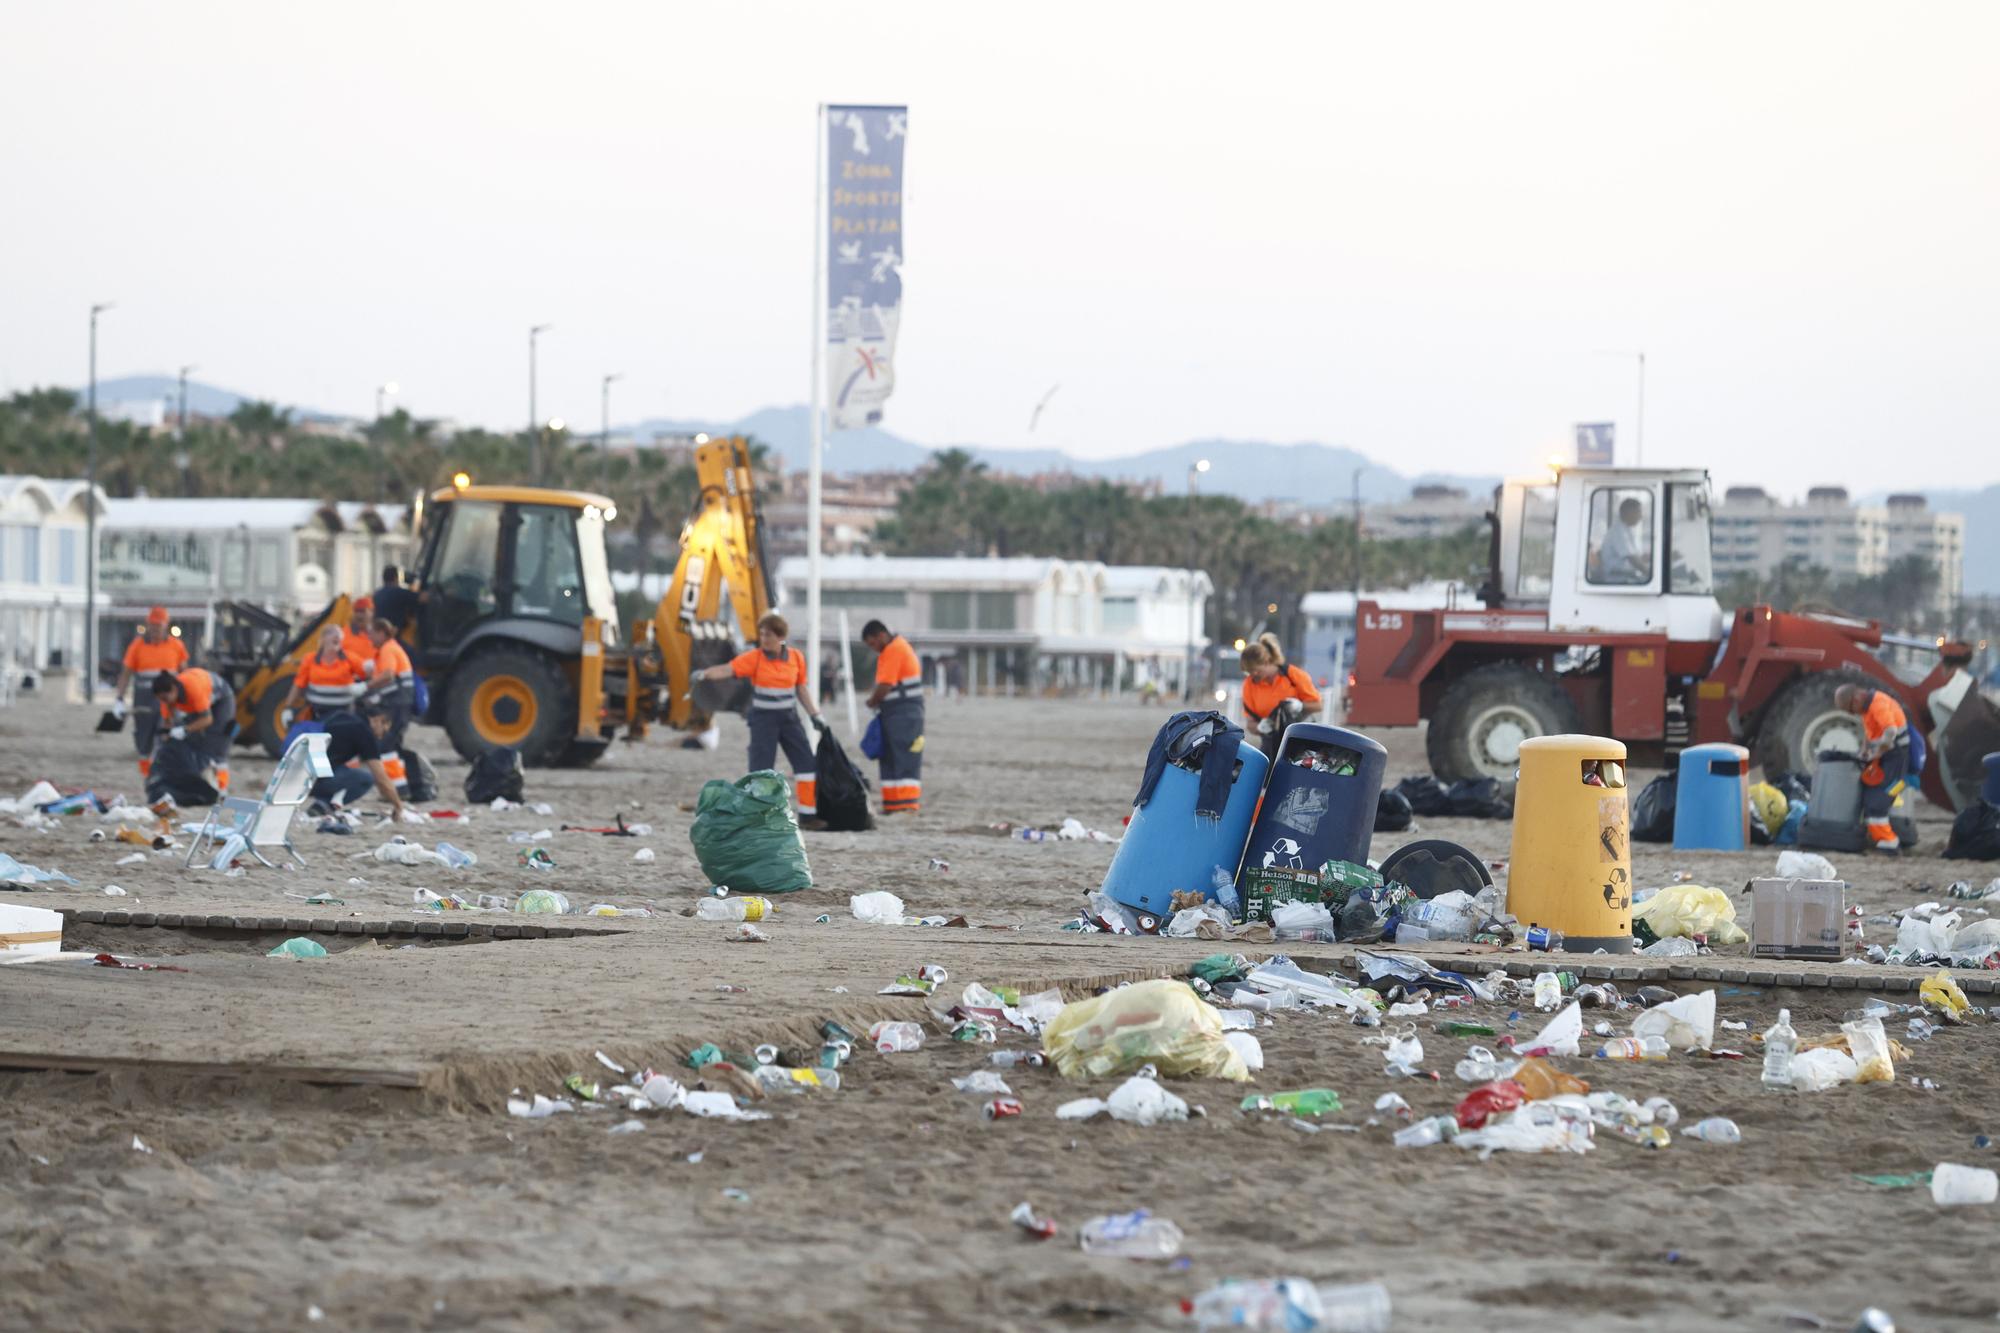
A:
[1242,664,1321,726]
[296,652,368,713]
[875,635,923,706]
[732,645,808,711]
[124,635,188,693]
[343,627,377,669]
[162,667,219,720]
[369,637,416,708]
[1863,690,1908,752]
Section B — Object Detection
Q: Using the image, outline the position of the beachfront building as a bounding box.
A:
[1714,486,1963,612]
[99,497,413,651]
[773,555,1212,696]
[0,475,108,697]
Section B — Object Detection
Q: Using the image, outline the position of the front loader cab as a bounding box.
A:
[1494,466,1722,644]
[409,483,620,764]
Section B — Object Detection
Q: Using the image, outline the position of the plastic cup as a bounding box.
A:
[1931,1163,1999,1206]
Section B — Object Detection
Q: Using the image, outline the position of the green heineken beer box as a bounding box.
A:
[1239,859,1383,923]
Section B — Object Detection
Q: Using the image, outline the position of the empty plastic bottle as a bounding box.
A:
[1532,972,1563,1011]
[1682,1117,1742,1144]
[1595,1035,1670,1060]
[1078,1210,1184,1259]
[989,1051,1046,1068]
[1641,1096,1680,1127]
[1762,1008,1797,1089]
[1392,1115,1459,1148]
[1187,1278,1391,1333]
[868,1021,924,1053]
[695,895,772,922]
[434,841,476,869]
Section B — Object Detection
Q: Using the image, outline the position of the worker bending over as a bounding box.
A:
[695,612,827,818]
[1239,633,1321,760]
[113,606,188,779]
[306,706,408,822]
[362,617,418,793]
[862,619,924,815]
[286,626,370,722]
[151,666,236,794]
[1837,683,1910,854]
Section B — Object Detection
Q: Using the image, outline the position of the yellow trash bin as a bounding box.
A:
[1506,734,1634,954]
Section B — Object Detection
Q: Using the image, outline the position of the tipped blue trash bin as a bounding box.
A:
[1101,738,1269,931]
[1671,742,1750,852]
[1236,724,1388,919]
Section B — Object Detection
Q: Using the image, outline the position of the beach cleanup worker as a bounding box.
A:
[151,665,237,793]
[307,705,407,821]
[695,611,825,818]
[862,618,924,815]
[285,625,370,722]
[1240,632,1321,760]
[361,618,418,792]
[1837,682,1910,854]
[342,597,377,669]
[113,606,188,779]
[370,566,419,635]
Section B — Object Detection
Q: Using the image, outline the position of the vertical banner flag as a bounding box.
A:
[1575,422,1615,466]
[826,105,906,430]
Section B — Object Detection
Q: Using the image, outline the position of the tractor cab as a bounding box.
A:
[409,484,620,657]
[1492,465,1723,645]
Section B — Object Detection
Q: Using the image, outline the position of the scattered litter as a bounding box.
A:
[721,1187,751,1203]
[131,1135,152,1154]
[850,890,908,925]
[733,924,770,943]
[1790,1047,1858,1091]
[869,1021,925,1053]
[114,853,147,867]
[507,1094,574,1118]
[607,1119,646,1135]
[1776,850,1839,881]
[1632,884,1747,944]
[0,853,78,886]
[1010,1201,1058,1240]
[952,1070,1013,1096]
[633,847,656,863]
[102,885,127,896]
[267,937,329,959]
[515,889,571,915]
[1932,1163,1999,1205]
[93,953,187,973]
[1042,979,1249,1081]
[1078,1210,1183,1259]
[684,1091,772,1120]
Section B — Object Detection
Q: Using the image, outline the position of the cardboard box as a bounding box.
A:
[1240,866,1322,923]
[0,903,63,958]
[1750,877,1846,961]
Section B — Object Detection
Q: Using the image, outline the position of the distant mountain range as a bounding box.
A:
[73,376,2000,593]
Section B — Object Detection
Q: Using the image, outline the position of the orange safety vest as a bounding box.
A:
[370,637,415,702]
[875,635,923,705]
[1242,663,1320,724]
[1863,690,1908,748]
[733,646,807,710]
[163,667,218,719]
[296,652,367,713]
[124,635,188,687]
[343,627,377,668]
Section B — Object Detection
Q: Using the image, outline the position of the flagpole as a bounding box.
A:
[807,103,827,700]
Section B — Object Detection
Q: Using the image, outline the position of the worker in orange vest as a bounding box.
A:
[151,666,236,794]
[1239,633,1321,761]
[361,618,419,793]
[862,619,925,815]
[696,611,827,818]
[285,626,370,722]
[342,597,378,669]
[1837,683,1911,854]
[113,606,189,778]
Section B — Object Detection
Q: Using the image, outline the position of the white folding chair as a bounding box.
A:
[185,732,333,870]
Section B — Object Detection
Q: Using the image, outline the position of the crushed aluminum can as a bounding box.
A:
[1524,926,1558,952]
[984,1097,1024,1121]
[1010,1201,1057,1238]
[929,858,951,872]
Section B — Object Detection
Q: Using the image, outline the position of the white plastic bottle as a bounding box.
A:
[1761,1008,1797,1089]
[695,895,771,922]
[1532,972,1562,1011]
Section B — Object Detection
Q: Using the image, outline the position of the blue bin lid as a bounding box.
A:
[1279,723,1386,757]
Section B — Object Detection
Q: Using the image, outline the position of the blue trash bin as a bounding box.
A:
[1236,723,1387,919]
[1101,737,1269,931]
[1983,752,2000,806]
[1672,742,1750,852]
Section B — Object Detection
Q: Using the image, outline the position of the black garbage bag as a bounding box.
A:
[463,746,525,805]
[1770,770,1812,805]
[812,726,875,833]
[1374,788,1414,833]
[145,737,218,808]
[1944,800,2000,861]
[1631,774,1677,843]
[1394,775,1453,817]
[1445,777,1512,820]
[403,748,438,804]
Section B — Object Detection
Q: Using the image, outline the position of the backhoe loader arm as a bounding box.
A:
[655,437,772,728]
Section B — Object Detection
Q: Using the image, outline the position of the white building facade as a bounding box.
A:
[1714,485,1963,610]
[0,475,108,694]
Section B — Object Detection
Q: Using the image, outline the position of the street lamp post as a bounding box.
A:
[540,418,565,486]
[600,373,623,490]
[375,380,398,422]
[1182,457,1210,701]
[84,303,113,703]
[528,324,552,477]
[177,364,196,438]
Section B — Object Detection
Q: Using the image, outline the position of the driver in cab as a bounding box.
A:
[1591,496,1652,585]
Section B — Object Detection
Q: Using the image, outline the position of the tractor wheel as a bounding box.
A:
[445,648,575,767]
[1753,668,1874,778]
[1426,662,1582,788]
[251,682,296,758]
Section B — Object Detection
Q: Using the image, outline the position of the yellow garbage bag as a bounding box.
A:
[1632,884,1748,945]
[1920,969,1972,1021]
[1041,978,1250,1082]
[1748,782,1788,839]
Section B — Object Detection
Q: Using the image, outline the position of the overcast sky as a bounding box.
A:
[4,2,1995,493]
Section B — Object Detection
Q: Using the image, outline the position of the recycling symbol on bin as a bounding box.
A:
[1261,837,1305,871]
[1601,866,1630,911]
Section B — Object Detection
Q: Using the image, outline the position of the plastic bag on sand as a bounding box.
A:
[1921,970,1972,1020]
[687,772,812,893]
[1520,1002,1582,1057]
[1631,884,1747,945]
[1843,1017,1895,1083]
[1948,920,2000,963]
[1270,900,1334,934]
[1165,901,1233,938]
[1105,1074,1191,1126]
[1455,1096,1595,1158]
[1041,979,1250,1081]
[850,890,907,925]
[1896,911,1960,960]
[1777,850,1839,881]
[1631,989,1717,1052]
[268,937,328,958]
[683,1090,772,1120]
[1223,1030,1265,1073]
[1791,1046,1857,1091]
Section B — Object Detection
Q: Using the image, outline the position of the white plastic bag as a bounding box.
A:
[1776,850,1839,881]
[1222,1030,1265,1073]
[1842,1017,1894,1083]
[850,890,907,925]
[1895,910,1960,959]
[1631,989,1717,1052]
[1270,900,1334,934]
[1164,902,1233,938]
[1947,919,2000,963]
[1520,1002,1583,1057]
[1789,1046,1857,1092]
[1105,1074,1190,1126]
[1455,1097,1595,1158]
[1057,1097,1108,1121]
[1383,1033,1424,1074]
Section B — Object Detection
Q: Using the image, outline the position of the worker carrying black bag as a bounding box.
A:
[812,725,876,832]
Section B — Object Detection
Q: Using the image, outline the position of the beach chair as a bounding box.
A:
[184,732,333,870]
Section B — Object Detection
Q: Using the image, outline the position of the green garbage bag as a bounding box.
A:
[688,771,813,894]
